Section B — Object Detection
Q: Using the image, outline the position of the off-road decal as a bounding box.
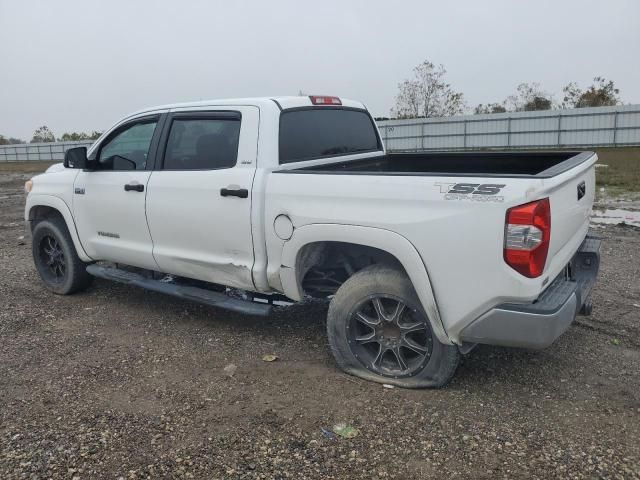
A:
[435,183,506,202]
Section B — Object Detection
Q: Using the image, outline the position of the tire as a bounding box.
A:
[327,264,459,388]
[32,216,93,295]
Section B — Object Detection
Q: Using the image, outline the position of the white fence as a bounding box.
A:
[0,140,94,162]
[2,104,640,162]
[377,104,640,151]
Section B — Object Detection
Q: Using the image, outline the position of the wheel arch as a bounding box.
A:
[280,224,451,344]
[26,194,92,262]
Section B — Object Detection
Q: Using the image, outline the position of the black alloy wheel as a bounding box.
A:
[38,234,66,283]
[346,294,433,378]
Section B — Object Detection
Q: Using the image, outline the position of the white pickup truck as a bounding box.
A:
[24,95,600,388]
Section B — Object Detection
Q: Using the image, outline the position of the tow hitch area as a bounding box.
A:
[571,235,601,312]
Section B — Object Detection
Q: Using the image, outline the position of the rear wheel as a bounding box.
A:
[32,216,93,294]
[327,265,459,388]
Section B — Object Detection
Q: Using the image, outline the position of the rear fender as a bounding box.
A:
[280,224,451,345]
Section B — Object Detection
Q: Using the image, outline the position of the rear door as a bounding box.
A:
[145,106,259,290]
[73,114,164,269]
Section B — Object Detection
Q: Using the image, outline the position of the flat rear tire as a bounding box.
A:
[327,265,459,388]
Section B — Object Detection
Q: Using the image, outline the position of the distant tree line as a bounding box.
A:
[474,77,621,114]
[0,135,26,145]
[389,58,624,120]
[0,128,102,145]
[1,65,627,142]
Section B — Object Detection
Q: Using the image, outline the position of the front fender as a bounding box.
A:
[25,194,92,262]
[279,223,451,345]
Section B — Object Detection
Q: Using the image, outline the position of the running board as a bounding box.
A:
[85,264,272,317]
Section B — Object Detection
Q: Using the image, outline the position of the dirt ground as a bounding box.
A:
[1,168,639,479]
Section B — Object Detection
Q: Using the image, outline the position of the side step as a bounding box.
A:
[86,264,272,317]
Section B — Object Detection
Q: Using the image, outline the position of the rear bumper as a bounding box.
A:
[459,234,601,349]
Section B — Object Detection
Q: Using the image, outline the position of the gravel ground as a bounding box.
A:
[1,169,639,479]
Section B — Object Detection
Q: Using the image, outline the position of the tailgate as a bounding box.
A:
[543,152,597,277]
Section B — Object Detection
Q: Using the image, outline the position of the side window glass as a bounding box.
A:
[97,120,158,170]
[163,118,240,170]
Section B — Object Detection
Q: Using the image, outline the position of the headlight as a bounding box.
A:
[24,179,33,193]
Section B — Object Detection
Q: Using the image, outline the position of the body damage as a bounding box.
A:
[25,96,597,348]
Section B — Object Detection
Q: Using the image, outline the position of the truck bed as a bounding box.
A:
[284,151,594,178]
[267,147,597,342]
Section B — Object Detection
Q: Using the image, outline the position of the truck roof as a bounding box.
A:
[125,96,367,119]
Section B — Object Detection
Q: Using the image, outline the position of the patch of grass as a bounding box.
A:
[593,147,640,192]
[0,161,57,173]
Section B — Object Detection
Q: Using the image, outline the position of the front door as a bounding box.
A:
[145,107,259,290]
[73,115,164,270]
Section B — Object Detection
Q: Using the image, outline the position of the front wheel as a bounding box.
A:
[32,216,93,295]
[327,265,459,388]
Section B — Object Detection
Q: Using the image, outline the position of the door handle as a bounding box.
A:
[220,187,248,198]
[124,183,144,192]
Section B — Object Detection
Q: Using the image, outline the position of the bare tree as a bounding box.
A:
[506,83,553,112]
[394,79,421,118]
[562,77,620,108]
[393,60,465,119]
[31,126,55,143]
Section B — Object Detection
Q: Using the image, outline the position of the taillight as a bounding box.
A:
[504,198,551,278]
[309,95,342,106]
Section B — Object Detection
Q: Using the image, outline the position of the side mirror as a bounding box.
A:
[63,147,88,169]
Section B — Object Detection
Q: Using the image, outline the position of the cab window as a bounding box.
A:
[279,108,381,164]
[162,117,240,170]
[97,120,158,170]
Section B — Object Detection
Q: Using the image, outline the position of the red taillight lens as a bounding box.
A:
[504,198,551,278]
[309,95,342,105]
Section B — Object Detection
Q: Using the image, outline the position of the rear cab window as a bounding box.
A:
[279,108,382,164]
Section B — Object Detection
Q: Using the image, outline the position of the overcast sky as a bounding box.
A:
[1,0,639,140]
